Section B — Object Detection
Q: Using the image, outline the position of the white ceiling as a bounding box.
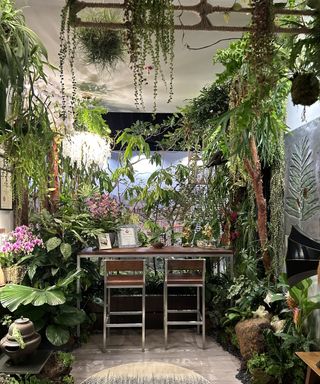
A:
[16,0,250,112]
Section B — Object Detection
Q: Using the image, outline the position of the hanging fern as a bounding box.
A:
[78,9,125,70]
[286,136,320,221]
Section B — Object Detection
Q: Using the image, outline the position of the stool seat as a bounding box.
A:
[106,275,144,286]
[167,273,203,285]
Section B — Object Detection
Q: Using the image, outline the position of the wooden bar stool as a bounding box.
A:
[164,258,206,349]
[103,259,146,352]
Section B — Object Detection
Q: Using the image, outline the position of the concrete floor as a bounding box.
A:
[71,329,241,384]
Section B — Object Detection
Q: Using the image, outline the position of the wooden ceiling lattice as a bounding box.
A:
[71,0,313,34]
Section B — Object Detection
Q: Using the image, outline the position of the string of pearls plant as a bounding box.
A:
[123,0,175,111]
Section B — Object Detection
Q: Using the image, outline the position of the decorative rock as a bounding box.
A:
[235,318,271,361]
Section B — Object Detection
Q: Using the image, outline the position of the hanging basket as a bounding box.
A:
[3,265,26,284]
[291,72,320,106]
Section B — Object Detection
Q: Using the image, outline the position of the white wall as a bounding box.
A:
[286,95,320,131]
[0,211,14,233]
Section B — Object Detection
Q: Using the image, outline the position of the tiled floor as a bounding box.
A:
[72,329,241,383]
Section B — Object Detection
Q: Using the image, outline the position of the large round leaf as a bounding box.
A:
[46,325,70,346]
[0,284,66,312]
[54,305,86,326]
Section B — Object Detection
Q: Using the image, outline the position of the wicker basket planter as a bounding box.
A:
[2,265,26,284]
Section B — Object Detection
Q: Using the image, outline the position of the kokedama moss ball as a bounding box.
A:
[307,0,320,10]
[78,10,124,70]
[291,73,320,106]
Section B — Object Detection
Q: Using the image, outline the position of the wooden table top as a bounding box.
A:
[79,246,233,257]
[296,352,320,377]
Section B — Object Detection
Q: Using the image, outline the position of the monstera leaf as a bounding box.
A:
[286,136,320,221]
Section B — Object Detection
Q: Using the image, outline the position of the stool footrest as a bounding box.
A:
[106,323,143,328]
[167,320,203,326]
[109,311,142,315]
[168,309,199,313]
[167,284,203,287]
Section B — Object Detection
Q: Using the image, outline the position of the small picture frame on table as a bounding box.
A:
[117,225,139,248]
[97,233,112,250]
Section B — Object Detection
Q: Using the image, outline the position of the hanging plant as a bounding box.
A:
[59,0,77,121]
[287,4,320,105]
[123,0,175,110]
[291,72,320,106]
[78,10,125,70]
[0,0,55,222]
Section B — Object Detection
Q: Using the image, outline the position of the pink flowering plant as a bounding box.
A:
[85,193,121,232]
[0,225,44,267]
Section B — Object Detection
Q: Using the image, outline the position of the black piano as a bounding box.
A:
[286,226,320,285]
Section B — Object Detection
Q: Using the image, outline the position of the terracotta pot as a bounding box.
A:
[0,317,41,364]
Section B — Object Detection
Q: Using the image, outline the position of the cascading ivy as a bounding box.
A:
[123,0,175,110]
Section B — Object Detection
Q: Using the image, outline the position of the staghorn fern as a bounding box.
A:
[285,136,320,221]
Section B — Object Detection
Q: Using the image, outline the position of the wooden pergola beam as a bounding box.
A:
[70,0,313,34]
[73,1,315,16]
[73,20,310,34]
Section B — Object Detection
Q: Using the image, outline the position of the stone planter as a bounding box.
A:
[0,317,41,364]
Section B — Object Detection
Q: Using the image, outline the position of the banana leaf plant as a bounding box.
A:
[0,270,86,346]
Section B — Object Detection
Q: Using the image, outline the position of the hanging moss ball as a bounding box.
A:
[77,10,125,70]
[307,0,320,10]
[291,73,320,106]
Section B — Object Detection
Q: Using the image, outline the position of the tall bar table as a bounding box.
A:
[76,246,233,337]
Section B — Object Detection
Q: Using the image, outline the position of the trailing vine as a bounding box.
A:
[269,138,285,277]
[123,0,175,111]
[59,0,77,121]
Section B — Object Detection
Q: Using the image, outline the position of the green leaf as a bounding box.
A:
[54,270,82,289]
[60,243,72,259]
[46,324,70,346]
[0,284,66,312]
[232,2,242,11]
[27,265,37,281]
[46,237,62,252]
[54,305,86,326]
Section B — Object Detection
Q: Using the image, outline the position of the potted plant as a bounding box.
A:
[85,192,121,246]
[0,226,44,284]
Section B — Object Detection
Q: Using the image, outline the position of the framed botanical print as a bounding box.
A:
[117,225,139,248]
[0,170,12,210]
[98,233,112,250]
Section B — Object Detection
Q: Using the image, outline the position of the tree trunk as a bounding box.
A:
[45,137,59,213]
[244,136,271,272]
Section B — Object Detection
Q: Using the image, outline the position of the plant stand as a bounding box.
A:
[0,350,52,374]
